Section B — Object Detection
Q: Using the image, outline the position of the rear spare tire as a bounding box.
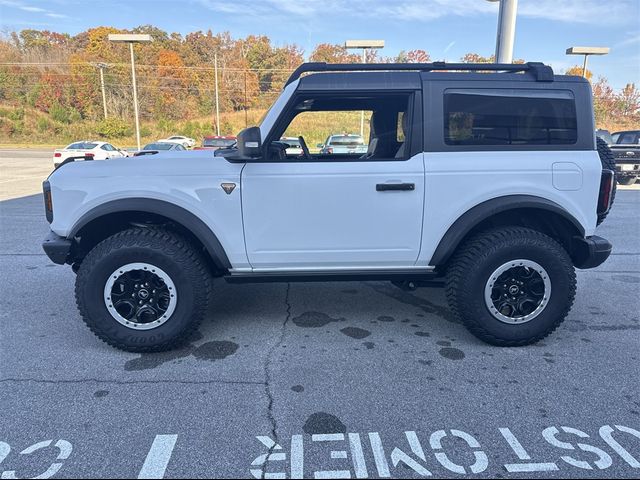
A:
[596,137,617,225]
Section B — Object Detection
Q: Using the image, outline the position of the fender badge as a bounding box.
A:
[221,182,236,195]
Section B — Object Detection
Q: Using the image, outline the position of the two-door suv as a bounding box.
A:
[42,62,616,352]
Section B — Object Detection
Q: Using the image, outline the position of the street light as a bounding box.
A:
[107,34,153,150]
[486,0,518,63]
[566,46,610,77]
[345,40,385,137]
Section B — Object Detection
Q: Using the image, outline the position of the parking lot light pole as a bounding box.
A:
[107,34,153,150]
[486,0,518,63]
[345,40,385,137]
[214,53,220,136]
[566,46,610,77]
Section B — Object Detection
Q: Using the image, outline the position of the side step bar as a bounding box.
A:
[224,269,443,285]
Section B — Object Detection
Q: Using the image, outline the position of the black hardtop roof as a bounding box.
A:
[290,62,588,89]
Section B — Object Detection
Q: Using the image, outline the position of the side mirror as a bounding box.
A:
[237,126,262,158]
[316,143,324,148]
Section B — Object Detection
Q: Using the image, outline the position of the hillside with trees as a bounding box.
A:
[0,26,637,146]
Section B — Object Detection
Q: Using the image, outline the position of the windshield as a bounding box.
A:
[203,138,236,147]
[328,135,365,146]
[144,143,173,150]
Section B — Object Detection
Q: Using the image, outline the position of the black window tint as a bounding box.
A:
[444,89,577,146]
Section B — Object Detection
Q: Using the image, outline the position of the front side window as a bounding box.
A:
[444,89,577,146]
[270,92,413,161]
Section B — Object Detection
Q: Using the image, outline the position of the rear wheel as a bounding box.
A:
[446,227,576,346]
[75,228,211,352]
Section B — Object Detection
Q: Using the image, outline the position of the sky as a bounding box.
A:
[1,0,639,89]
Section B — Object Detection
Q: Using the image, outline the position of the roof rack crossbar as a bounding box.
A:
[285,61,554,86]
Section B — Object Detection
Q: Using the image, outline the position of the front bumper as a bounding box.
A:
[42,231,72,265]
[571,235,612,269]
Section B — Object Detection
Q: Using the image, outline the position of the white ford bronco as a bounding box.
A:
[42,62,616,352]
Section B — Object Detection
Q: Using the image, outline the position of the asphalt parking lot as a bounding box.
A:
[0,148,639,479]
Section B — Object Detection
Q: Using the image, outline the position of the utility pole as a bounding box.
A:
[107,33,152,151]
[487,0,518,63]
[96,62,108,119]
[214,53,220,136]
[244,70,248,128]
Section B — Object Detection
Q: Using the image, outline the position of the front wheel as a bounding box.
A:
[75,228,211,352]
[445,227,576,346]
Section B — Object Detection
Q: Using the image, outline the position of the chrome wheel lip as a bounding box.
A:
[103,262,177,331]
[484,259,551,325]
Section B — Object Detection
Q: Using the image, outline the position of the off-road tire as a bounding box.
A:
[596,136,617,225]
[446,227,576,346]
[75,228,211,352]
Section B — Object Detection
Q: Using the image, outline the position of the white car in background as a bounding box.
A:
[52,141,128,168]
[280,136,303,155]
[157,135,195,148]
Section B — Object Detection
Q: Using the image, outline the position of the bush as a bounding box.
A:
[49,103,70,124]
[140,125,152,138]
[8,108,24,121]
[36,117,50,133]
[95,117,130,138]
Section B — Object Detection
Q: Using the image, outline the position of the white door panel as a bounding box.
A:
[242,154,425,269]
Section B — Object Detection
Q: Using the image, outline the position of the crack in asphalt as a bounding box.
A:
[0,378,264,386]
[261,282,291,480]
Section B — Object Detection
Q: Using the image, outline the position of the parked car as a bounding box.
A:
[194,136,237,151]
[610,130,640,185]
[157,136,196,148]
[595,129,613,145]
[42,61,616,352]
[134,142,186,155]
[319,134,367,155]
[52,141,127,168]
[280,137,303,155]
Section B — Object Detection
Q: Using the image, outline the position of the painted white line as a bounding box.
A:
[138,435,178,479]
[348,433,368,479]
[368,433,390,478]
[499,428,531,459]
[290,435,304,480]
[505,462,561,473]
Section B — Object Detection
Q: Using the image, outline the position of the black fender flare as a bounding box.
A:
[69,198,231,270]
[428,195,586,267]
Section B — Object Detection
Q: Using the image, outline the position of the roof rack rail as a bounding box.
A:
[285,61,554,86]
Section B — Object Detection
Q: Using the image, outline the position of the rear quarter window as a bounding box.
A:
[444,89,577,147]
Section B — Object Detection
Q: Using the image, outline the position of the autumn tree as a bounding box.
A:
[565,65,592,81]
[310,43,360,63]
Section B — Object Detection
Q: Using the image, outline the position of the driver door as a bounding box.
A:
[241,90,425,271]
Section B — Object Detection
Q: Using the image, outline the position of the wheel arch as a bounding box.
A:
[69,198,231,272]
[429,195,586,268]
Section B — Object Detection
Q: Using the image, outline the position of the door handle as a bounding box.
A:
[376,183,415,192]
